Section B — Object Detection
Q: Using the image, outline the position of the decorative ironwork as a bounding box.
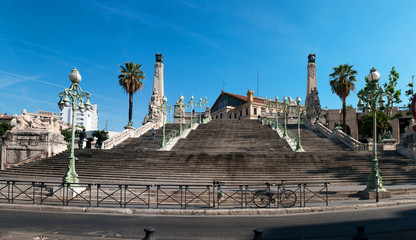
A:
[0,180,329,209]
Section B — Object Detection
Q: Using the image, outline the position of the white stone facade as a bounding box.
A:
[60,104,98,131]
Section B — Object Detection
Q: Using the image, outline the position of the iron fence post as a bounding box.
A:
[298,184,302,207]
[239,185,243,209]
[40,182,44,205]
[124,185,127,208]
[147,185,150,209]
[244,185,248,208]
[7,181,10,203]
[303,184,306,207]
[97,184,100,207]
[180,185,183,209]
[325,183,329,206]
[11,181,15,204]
[184,186,188,209]
[32,182,35,204]
[212,181,216,208]
[156,185,160,209]
[88,184,92,207]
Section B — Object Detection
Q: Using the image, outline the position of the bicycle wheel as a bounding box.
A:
[253,190,271,208]
[280,190,297,208]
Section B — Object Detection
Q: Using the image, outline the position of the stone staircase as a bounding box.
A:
[1,120,415,192]
[115,123,180,151]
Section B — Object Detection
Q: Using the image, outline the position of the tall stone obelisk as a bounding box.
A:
[305,53,322,123]
[143,53,164,125]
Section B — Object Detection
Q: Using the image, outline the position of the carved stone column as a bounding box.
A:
[143,53,165,125]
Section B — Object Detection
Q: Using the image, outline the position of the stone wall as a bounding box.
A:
[1,130,67,170]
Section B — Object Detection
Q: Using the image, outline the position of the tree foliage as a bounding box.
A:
[60,128,72,143]
[118,62,145,126]
[92,130,109,141]
[0,122,11,138]
[405,75,414,115]
[329,64,357,133]
[360,111,391,142]
[383,67,401,117]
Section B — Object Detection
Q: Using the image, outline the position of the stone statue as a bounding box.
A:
[404,119,416,133]
[381,131,394,141]
[10,109,58,131]
[306,87,322,123]
[48,117,61,132]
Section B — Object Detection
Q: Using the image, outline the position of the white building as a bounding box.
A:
[60,104,98,131]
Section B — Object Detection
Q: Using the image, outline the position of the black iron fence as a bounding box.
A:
[0,180,329,209]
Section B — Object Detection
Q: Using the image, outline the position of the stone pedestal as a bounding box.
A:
[381,139,397,151]
[1,129,67,170]
[358,190,391,200]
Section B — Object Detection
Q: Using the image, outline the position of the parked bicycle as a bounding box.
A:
[252,181,297,208]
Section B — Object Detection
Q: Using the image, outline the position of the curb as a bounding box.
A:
[2,199,416,216]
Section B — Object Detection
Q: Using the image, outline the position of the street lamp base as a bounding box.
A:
[124,122,135,130]
[62,170,79,186]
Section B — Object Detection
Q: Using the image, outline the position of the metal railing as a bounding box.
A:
[0,180,329,209]
[165,130,179,147]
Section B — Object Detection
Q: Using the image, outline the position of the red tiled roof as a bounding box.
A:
[223,92,248,102]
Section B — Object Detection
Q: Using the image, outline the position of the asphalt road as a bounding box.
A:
[1,205,416,239]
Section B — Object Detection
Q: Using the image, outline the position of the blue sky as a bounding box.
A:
[1,0,416,132]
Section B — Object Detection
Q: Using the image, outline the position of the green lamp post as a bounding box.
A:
[175,95,186,135]
[357,67,386,193]
[273,96,279,128]
[187,96,197,127]
[198,97,208,124]
[58,68,93,185]
[295,96,304,152]
[264,97,272,125]
[282,96,289,138]
[158,96,171,148]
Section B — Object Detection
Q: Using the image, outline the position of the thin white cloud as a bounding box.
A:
[89,1,222,51]
[0,70,124,104]
[0,70,48,89]
[0,91,57,107]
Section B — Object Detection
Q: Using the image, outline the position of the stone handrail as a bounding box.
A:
[315,122,333,138]
[102,122,154,149]
[134,122,154,138]
[332,129,367,150]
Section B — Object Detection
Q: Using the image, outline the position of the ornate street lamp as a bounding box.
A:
[198,97,208,124]
[282,96,289,138]
[264,97,273,125]
[175,95,186,135]
[158,96,171,148]
[357,67,386,193]
[187,96,197,127]
[58,68,92,185]
[295,96,304,152]
[273,96,279,128]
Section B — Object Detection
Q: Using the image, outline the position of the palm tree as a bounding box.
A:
[118,62,145,128]
[329,64,357,133]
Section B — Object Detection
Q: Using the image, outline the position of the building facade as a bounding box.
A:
[210,89,304,122]
[60,104,98,131]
